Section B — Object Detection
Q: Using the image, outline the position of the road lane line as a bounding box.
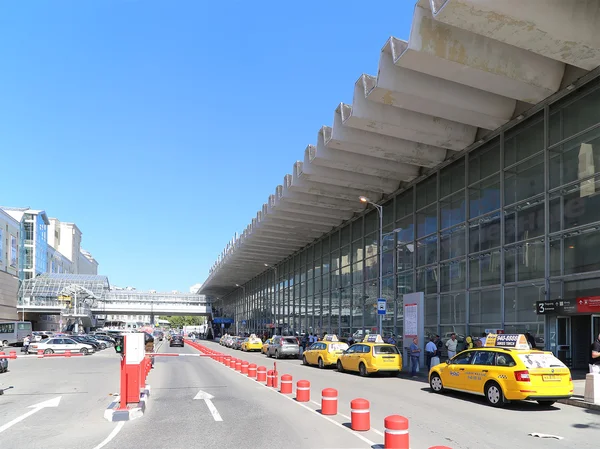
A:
[200,347,376,447]
[0,396,62,434]
[91,421,125,449]
[205,398,223,422]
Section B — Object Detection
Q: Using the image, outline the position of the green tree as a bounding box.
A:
[159,316,205,328]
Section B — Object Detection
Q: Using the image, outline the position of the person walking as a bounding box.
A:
[425,336,437,371]
[445,333,458,359]
[409,337,421,377]
[591,331,600,374]
[23,334,31,354]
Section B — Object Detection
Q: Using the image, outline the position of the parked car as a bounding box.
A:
[92,335,116,347]
[28,337,95,355]
[232,337,245,350]
[267,336,300,359]
[170,335,184,347]
[153,331,164,341]
[71,336,103,350]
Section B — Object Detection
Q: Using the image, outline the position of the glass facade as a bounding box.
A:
[216,75,600,364]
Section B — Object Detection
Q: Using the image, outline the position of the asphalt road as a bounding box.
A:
[206,339,600,449]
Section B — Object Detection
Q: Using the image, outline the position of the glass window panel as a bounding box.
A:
[469,289,501,324]
[469,138,500,183]
[440,191,466,229]
[417,204,437,238]
[382,250,394,276]
[395,189,413,219]
[504,197,545,244]
[331,268,340,289]
[504,113,544,167]
[331,250,340,271]
[469,249,501,288]
[440,293,466,325]
[365,256,378,281]
[550,125,600,190]
[563,227,600,275]
[440,224,465,260]
[383,201,394,230]
[549,181,600,232]
[549,236,561,277]
[352,218,363,241]
[424,295,438,326]
[306,246,313,263]
[504,154,544,205]
[417,235,438,266]
[330,232,339,251]
[440,259,466,292]
[504,240,545,282]
[396,242,414,273]
[322,238,329,255]
[341,265,351,286]
[382,232,395,253]
[504,286,544,325]
[341,225,351,246]
[469,213,501,253]
[416,266,438,294]
[365,210,378,235]
[417,175,437,210]
[352,261,364,284]
[352,241,364,263]
[300,251,306,267]
[340,245,350,267]
[550,82,600,145]
[469,176,500,219]
[440,158,465,198]
[395,216,414,243]
[364,232,378,259]
[397,270,413,296]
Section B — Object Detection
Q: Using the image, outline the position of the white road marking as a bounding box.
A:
[207,350,376,447]
[0,396,61,434]
[91,422,125,449]
[194,390,223,422]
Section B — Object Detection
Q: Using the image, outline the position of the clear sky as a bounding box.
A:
[0,0,414,292]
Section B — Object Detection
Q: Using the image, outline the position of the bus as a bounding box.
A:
[0,321,33,347]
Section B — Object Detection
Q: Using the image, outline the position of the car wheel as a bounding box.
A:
[359,362,368,377]
[275,351,280,359]
[302,355,308,365]
[485,381,506,407]
[537,400,556,408]
[100,343,107,350]
[318,358,324,369]
[337,360,344,373]
[80,348,89,355]
[430,373,444,393]
[2,340,8,347]
[44,349,54,354]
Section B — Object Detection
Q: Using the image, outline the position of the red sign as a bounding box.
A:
[577,296,600,313]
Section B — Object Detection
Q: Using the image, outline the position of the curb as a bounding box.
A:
[104,385,151,422]
[558,397,600,411]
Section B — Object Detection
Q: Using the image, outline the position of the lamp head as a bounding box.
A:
[359,196,369,203]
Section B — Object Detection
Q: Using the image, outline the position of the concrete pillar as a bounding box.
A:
[430,0,600,70]
[395,3,564,103]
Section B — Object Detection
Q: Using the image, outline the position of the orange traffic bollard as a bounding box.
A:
[248,363,257,378]
[321,388,338,415]
[384,415,409,449]
[271,371,278,389]
[241,361,249,374]
[350,398,370,431]
[235,360,242,371]
[296,380,310,402]
[280,374,293,394]
[229,358,236,369]
[65,350,71,358]
[257,366,267,382]
[37,350,44,358]
[266,370,274,387]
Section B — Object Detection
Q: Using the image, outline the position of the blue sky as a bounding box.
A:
[0,1,414,292]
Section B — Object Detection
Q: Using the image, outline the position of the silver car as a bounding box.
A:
[28,337,95,355]
[267,336,300,359]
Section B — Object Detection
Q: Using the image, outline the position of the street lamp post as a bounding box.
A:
[236,283,246,335]
[359,196,383,336]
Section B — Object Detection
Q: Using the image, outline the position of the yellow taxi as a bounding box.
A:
[336,334,402,377]
[262,338,273,354]
[302,335,349,368]
[429,334,574,408]
[241,334,263,352]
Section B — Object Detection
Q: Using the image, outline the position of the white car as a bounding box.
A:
[28,337,95,355]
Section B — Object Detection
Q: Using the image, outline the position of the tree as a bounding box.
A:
[159,316,205,328]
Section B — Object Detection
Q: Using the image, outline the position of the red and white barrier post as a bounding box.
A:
[384,415,409,449]
[266,370,274,387]
[350,398,370,431]
[235,359,242,371]
[248,363,257,378]
[280,374,293,394]
[119,333,146,409]
[241,361,249,375]
[257,366,267,382]
[321,388,338,415]
[296,380,310,402]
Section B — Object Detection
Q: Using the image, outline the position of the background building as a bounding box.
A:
[0,209,20,320]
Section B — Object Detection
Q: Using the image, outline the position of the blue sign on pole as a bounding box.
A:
[377,298,387,315]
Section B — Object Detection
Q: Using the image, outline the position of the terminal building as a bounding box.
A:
[201,1,600,370]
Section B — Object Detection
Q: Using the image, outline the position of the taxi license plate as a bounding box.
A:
[542,375,560,382]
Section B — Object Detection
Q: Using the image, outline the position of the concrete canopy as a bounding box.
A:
[200,1,598,297]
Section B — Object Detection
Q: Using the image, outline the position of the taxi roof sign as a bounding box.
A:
[485,333,530,350]
[249,333,258,339]
[363,334,385,343]
[323,334,339,342]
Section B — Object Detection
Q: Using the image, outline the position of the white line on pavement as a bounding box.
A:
[194,390,223,422]
[91,421,125,449]
[0,396,62,434]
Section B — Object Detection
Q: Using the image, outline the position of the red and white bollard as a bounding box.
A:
[224,356,230,366]
[271,371,278,389]
[280,374,293,394]
[37,350,44,358]
[384,415,409,449]
[248,363,257,378]
[229,358,236,369]
[321,388,338,415]
[65,350,71,358]
[296,380,310,402]
[266,370,274,387]
[235,359,242,371]
[241,361,249,374]
[257,366,267,382]
[350,398,370,431]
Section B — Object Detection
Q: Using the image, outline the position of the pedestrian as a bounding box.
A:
[524,332,536,349]
[479,332,488,347]
[591,331,600,374]
[23,334,31,354]
[425,336,437,371]
[445,333,458,359]
[387,334,396,346]
[409,337,421,377]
